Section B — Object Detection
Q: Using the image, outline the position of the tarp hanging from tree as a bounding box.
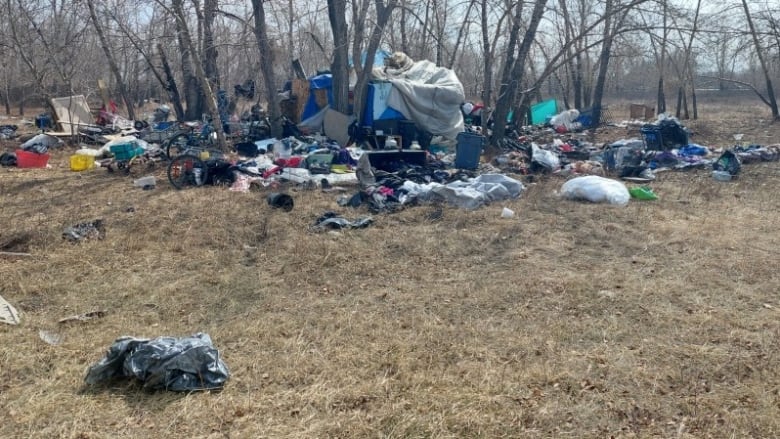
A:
[372,53,465,140]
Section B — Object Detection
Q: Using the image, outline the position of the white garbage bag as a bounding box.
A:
[560,175,630,206]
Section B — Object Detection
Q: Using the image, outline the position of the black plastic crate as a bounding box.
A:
[641,121,689,150]
[641,126,663,150]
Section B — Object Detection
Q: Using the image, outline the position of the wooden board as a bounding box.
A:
[630,104,647,119]
[292,79,309,122]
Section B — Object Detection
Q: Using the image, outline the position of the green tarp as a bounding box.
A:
[529,99,557,125]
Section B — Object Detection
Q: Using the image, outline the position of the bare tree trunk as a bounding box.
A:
[657,77,665,114]
[657,0,668,114]
[86,0,136,120]
[492,0,547,144]
[591,0,620,127]
[173,0,202,120]
[491,2,524,141]
[400,0,408,54]
[158,43,186,121]
[203,0,220,90]
[351,0,371,105]
[353,0,398,120]
[480,0,492,133]
[327,0,350,114]
[690,73,698,120]
[1,75,10,114]
[171,0,227,149]
[558,0,580,108]
[251,0,283,137]
[740,0,779,120]
[433,0,444,66]
[675,86,683,119]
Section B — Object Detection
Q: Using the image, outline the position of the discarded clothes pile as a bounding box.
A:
[312,212,373,231]
[732,144,780,164]
[20,133,62,154]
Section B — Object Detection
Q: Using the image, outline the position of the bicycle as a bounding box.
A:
[164,121,216,159]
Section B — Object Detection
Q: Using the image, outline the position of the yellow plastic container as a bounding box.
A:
[70,154,95,171]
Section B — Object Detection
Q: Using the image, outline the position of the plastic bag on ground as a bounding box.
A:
[550,109,580,131]
[85,332,230,391]
[429,173,525,209]
[531,143,560,171]
[561,176,630,206]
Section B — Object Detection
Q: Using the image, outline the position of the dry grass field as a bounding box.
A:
[1,102,780,438]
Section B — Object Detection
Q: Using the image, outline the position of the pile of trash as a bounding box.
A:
[485,113,779,185]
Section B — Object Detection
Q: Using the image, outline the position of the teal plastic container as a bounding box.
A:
[110,144,144,161]
[455,132,485,169]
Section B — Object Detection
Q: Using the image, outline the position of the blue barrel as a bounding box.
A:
[455,132,485,169]
[35,114,52,129]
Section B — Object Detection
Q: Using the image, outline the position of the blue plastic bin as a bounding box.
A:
[455,132,485,169]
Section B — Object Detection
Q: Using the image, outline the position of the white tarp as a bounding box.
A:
[372,53,465,140]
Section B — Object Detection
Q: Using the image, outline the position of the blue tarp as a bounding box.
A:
[361,81,405,126]
[301,74,334,121]
[302,51,393,121]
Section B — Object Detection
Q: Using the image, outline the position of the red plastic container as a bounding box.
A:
[15,149,50,168]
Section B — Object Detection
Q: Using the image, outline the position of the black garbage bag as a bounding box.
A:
[713,150,741,175]
[85,333,230,391]
[0,151,17,167]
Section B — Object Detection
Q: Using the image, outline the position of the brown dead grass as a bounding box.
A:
[1,103,780,438]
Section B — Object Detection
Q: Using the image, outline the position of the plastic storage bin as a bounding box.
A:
[454,132,485,169]
[70,154,95,171]
[15,150,50,168]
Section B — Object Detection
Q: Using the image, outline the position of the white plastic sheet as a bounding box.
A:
[401,173,524,209]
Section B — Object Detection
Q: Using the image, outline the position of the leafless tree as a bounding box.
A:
[169,0,228,149]
[327,0,350,113]
[740,0,779,119]
[251,0,283,137]
[86,0,136,119]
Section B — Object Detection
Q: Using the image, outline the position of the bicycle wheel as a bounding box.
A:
[165,133,191,159]
[167,154,208,190]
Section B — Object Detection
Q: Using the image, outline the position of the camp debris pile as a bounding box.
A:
[2,53,778,211]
